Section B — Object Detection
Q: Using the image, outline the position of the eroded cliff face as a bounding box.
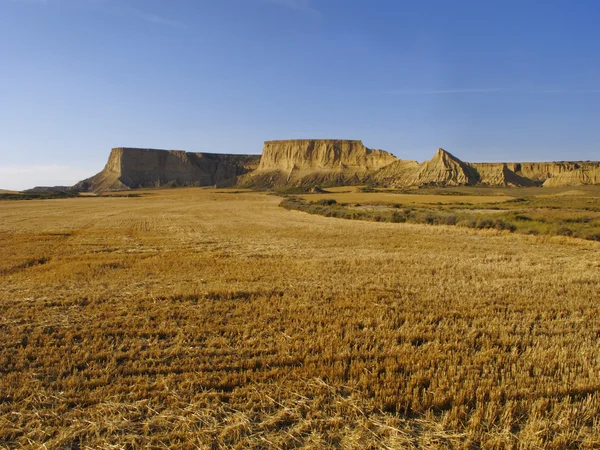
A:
[370,149,477,187]
[246,140,397,186]
[258,140,397,171]
[468,163,537,186]
[370,159,420,186]
[413,149,478,186]
[73,143,600,192]
[74,148,260,192]
[516,162,585,182]
[543,164,600,187]
[467,162,600,187]
[372,150,600,188]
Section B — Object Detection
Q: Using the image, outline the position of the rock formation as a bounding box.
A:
[74,148,260,192]
[466,164,536,187]
[371,149,600,188]
[242,139,397,187]
[412,148,478,186]
[370,149,477,187]
[369,159,421,186]
[542,164,600,187]
[71,141,600,192]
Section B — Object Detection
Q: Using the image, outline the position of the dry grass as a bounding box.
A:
[1,188,600,449]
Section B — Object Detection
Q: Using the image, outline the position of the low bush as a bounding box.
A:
[556,226,574,236]
[279,196,600,241]
[317,199,337,206]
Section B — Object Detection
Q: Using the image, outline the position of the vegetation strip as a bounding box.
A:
[280,193,600,241]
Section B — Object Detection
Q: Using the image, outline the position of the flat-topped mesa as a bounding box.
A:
[244,139,398,187]
[74,147,260,192]
[258,140,397,172]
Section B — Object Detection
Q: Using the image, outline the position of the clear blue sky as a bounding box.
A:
[1,0,599,189]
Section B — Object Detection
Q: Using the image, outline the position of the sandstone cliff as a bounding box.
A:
[371,149,600,188]
[73,143,600,192]
[244,140,397,187]
[542,164,600,187]
[468,163,537,187]
[370,149,477,187]
[369,159,420,186]
[74,148,260,192]
[412,148,478,186]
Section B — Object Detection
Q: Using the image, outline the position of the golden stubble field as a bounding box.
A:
[1,188,599,449]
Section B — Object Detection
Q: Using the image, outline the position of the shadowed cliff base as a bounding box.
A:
[74,148,261,192]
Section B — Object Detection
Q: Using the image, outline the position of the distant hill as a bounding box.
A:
[25,186,73,193]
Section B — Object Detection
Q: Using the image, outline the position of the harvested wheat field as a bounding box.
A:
[1,188,600,449]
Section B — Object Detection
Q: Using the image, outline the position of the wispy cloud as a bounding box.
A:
[261,0,321,18]
[528,88,600,94]
[133,11,187,29]
[107,4,187,29]
[385,88,503,95]
[384,87,600,95]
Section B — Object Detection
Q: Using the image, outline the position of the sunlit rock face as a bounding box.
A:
[74,143,600,191]
[373,149,600,188]
[542,164,600,187]
[242,139,398,187]
[258,140,397,172]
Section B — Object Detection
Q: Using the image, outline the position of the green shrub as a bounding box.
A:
[494,220,516,232]
[391,211,406,223]
[423,214,436,225]
[564,217,592,224]
[316,199,337,206]
[457,219,477,229]
[441,215,459,226]
[556,226,574,236]
[515,214,532,221]
[476,219,494,229]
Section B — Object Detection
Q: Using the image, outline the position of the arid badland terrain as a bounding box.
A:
[68,139,600,193]
[1,141,600,449]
